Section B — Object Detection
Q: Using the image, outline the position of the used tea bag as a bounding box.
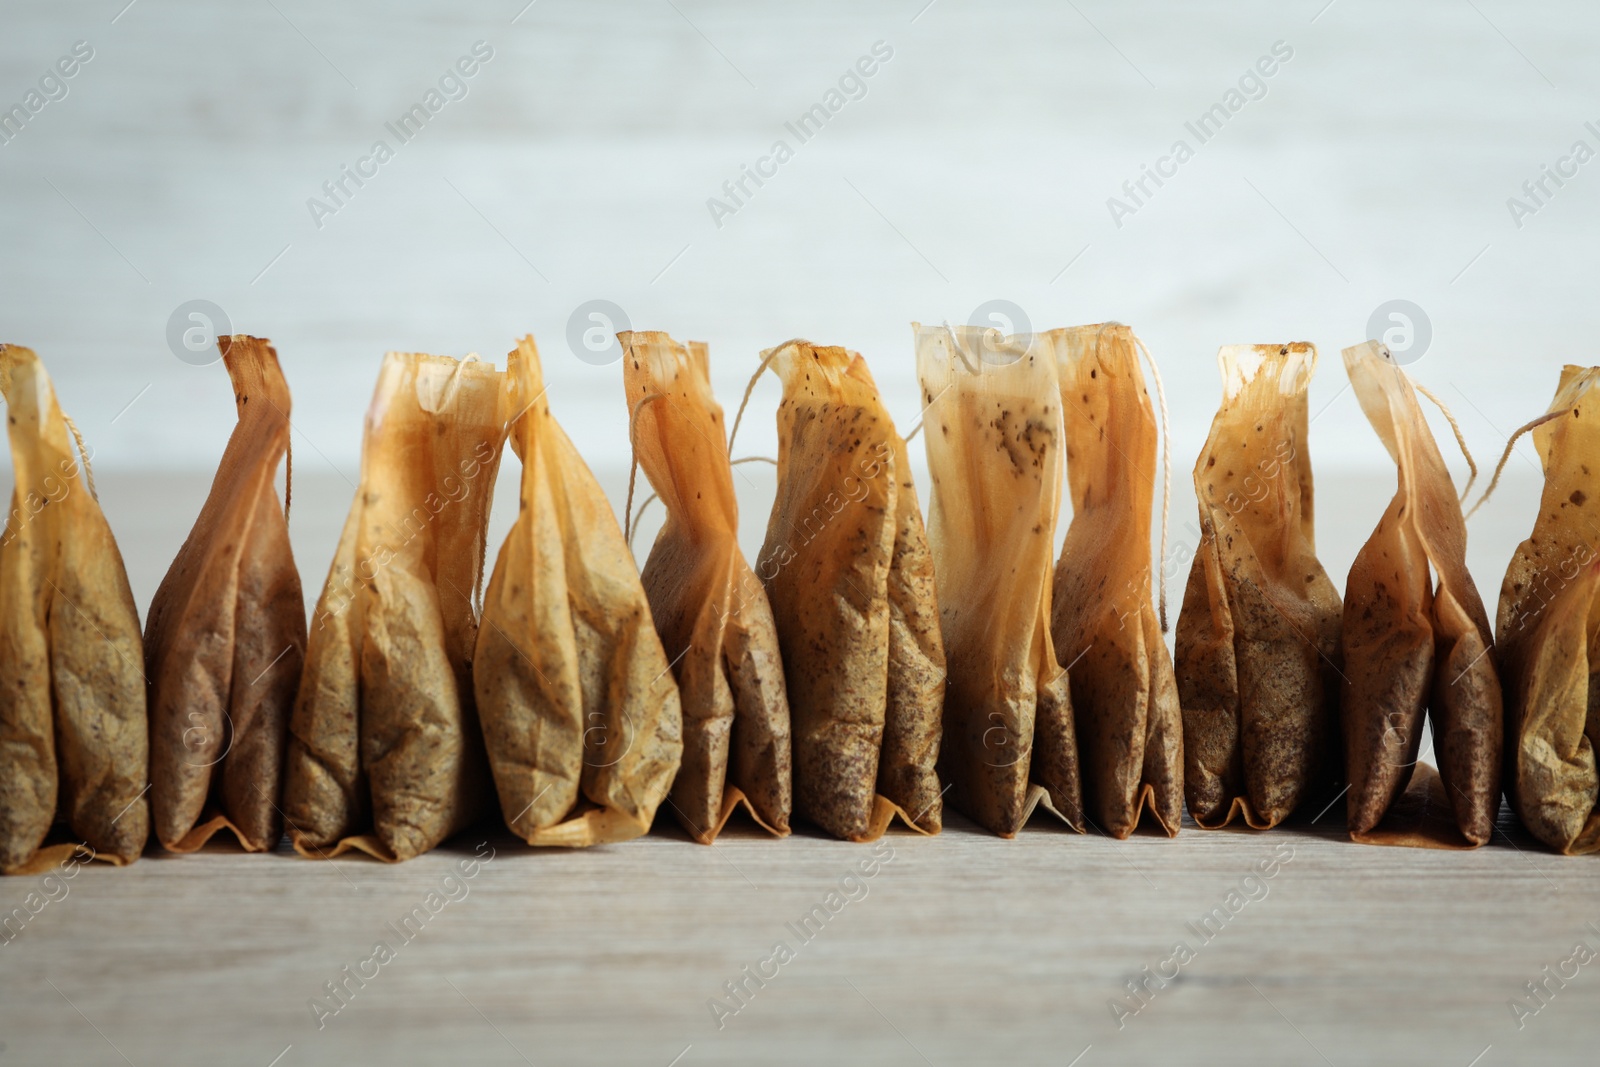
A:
[284,352,504,861]
[0,345,148,874]
[1050,323,1183,838]
[475,336,682,847]
[914,323,1081,837]
[1176,344,1342,829]
[1341,340,1500,847]
[144,336,305,853]
[1493,365,1600,854]
[752,340,945,841]
[617,331,789,843]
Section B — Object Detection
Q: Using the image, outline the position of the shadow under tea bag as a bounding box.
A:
[1493,365,1600,855]
[144,336,305,853]
[475,336,682,847]
[753,340,945,841]
[0,344,148,874]
[1049,324,1182,839]
[618,331,789,843]
[1340,340,1500,848]
[914,323,1082,837]
[1176,344,1342,829]
[284,352,504,861]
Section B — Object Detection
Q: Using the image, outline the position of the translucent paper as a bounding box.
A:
[758,340,945,841]
[475,336,682,847]
[619,331,789,843]
[0,345,148,874]
[1176,344,1341,829]
[145,336,305,852]
[915,323,1081,837]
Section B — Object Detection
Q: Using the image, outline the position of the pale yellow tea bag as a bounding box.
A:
[475,336,682,847]
[0,345,148,874]
[1050,324,1183,838]
[915,323,1081,837]
[284,352,504,861]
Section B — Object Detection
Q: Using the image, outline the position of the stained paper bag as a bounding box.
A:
[1340,340,1500,848]
[284,352,504,861]
[0,344,148,874]
[618,331,789,843]
[1049,324,1182,839]
[757,340,945,841]
[1176,344,1341,829]
[145,336,305,853]
[475,336,682,847]
[915,323,1082,837]
[1495,364,1600,855]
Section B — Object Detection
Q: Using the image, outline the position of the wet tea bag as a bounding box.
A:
[284,351,504,861]
[1341,340,1500,847]
[0,345,148,874]
[475,336,682,847]
[746,339,945,841]
[617,331,789,843]
[144,336,305,853]
[914,323,1082,837]
[1176,344,1342,829]
[1491,365,1600,854]
[1049,323,1183,839]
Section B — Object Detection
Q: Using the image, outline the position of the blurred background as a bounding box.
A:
[2,0,1594,619]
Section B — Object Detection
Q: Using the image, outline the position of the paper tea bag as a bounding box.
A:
[913,323,1081,837]
[618,331,789,843]
[475,336,682,847]
[144,336,305,853]
[1049,324,1183,838]
[284,352,504,861]
[1341,340,1500,847]
[755,340,945,841]
[1494,365,1600,854]
[0,344,148,874]
[1176,344,1342,829]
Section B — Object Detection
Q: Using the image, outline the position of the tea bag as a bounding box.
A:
[1341,340,1500,847]
[752,340,945,841]
[1049,324,1182,838]
[144,336,305,853]
[283,352,504,861]
[1176,344,1342,829]
[1492,364,1600,854]
[475,336,682,847]
[618,331,789,843]
[0,344,148,874]
[914,323,1081,837]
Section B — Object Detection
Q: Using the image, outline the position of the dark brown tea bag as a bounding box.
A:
[284,352,504,861]
[144,336,305,852]
[914,323,1081,837]
[618,331,789,843]
[755,340,945,841]
[1050,324,1183,839]
[475,336,682,847]
[1176,344,1341,829]
[1341,340,1500,847]
[0,345,148,874]
[1494,364,1600,854]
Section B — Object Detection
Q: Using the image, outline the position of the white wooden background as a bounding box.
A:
[2,1,1599,1064]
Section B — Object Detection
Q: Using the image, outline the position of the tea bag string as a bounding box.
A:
[1127,330,1172,634]
[1412,382,1479,503]
[623,393,665,545]
[626,455,775,553]
[1466,407,1567,519]
[62,413,97,501]
[728,339,808,453]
